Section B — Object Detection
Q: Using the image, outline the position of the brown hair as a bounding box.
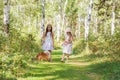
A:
[67,32,73,41]
[45,24,53,38]
[67,32,72,37]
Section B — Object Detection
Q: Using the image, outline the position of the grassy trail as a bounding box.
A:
[17,50,118,80]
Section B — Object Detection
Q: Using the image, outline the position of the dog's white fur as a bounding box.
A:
[44,51,50,58]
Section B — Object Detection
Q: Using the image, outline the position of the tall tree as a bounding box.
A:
[4,0,10,36]
[61,0,68,35]
[77,13,81,38]
[41,0,45,37]
[93,12,98,35]
[56,14,61,42]
[111,1,116,35]
[56,0,63,42]
[85,0,93,40]
[77,2,83,38]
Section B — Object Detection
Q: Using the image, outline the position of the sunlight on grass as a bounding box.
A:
[17,50,94,80]
[16,50,119,80]
[18,76,57,80]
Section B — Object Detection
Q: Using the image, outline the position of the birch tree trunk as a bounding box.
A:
[4,0,10,36]
[61,0,68,34]
[84,17,88,40]
[41,0,45,37]
[78,14,81,38]
[77,2,83,38]
[93,13,98,35]
[56,0,62,42]
[59,0,62,38]
[111,1,115,35]
[56,14,61,42]
[85,0,93,41]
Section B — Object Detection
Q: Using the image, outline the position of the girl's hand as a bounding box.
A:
[68,37,73,44]
[41,40,45,45]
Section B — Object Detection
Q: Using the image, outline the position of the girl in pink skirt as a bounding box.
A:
[61,28,73,63]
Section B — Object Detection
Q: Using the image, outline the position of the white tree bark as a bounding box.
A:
[111,2,115,35]
[85,17,88,40]
[41,0,45,37]
[93,15,98,34]
[78,14,81,38]
[61,0,68,34]
[4,0,10,36]
[59,0,62,37]
[77,2,83,38]
[56,14,61,42]
[85,0,93,40]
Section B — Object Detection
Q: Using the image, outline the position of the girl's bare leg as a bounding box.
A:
[61,53,65,61]
[66,55,69,63]
[67,56,69,60]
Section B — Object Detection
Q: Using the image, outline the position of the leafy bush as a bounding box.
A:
[0,28,42,79]
[0,52,27,79]
[74,29,120,61]
[0,27,42,53]
[88,31,120,61]
[73,39,86,54]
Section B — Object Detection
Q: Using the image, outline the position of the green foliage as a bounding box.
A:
[66,0,78,27]
[73,30,120,80]
[88,30,120,61]
[0,28,42,79]
[86,61,120,80]
[0,0,120,80]
[0,0,3,30]
[73,39,86,54]
[0,52,27,79]
[0,27,41,53]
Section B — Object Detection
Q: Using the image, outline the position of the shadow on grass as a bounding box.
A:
[0,77,17,80]
[81,54,105,61]
[70,52,109,62]
[83,61,120,80]
[52,50,62,62]
[19,50,120,80]
[21,64,92,80]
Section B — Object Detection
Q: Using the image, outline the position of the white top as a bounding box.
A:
[62,35,72,54]
[42,32,54,50]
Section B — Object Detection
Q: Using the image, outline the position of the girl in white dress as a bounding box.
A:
[61,28,73,63]
[42,24,54,61]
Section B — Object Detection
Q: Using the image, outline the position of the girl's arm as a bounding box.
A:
[52,32,54,47]
[42,32,45,43]
[68,36,73,44]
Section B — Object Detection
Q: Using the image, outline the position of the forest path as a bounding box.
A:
[18,50,101,80]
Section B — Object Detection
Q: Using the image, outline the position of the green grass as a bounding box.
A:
[1,50,119,80]
[17,50,94,80]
